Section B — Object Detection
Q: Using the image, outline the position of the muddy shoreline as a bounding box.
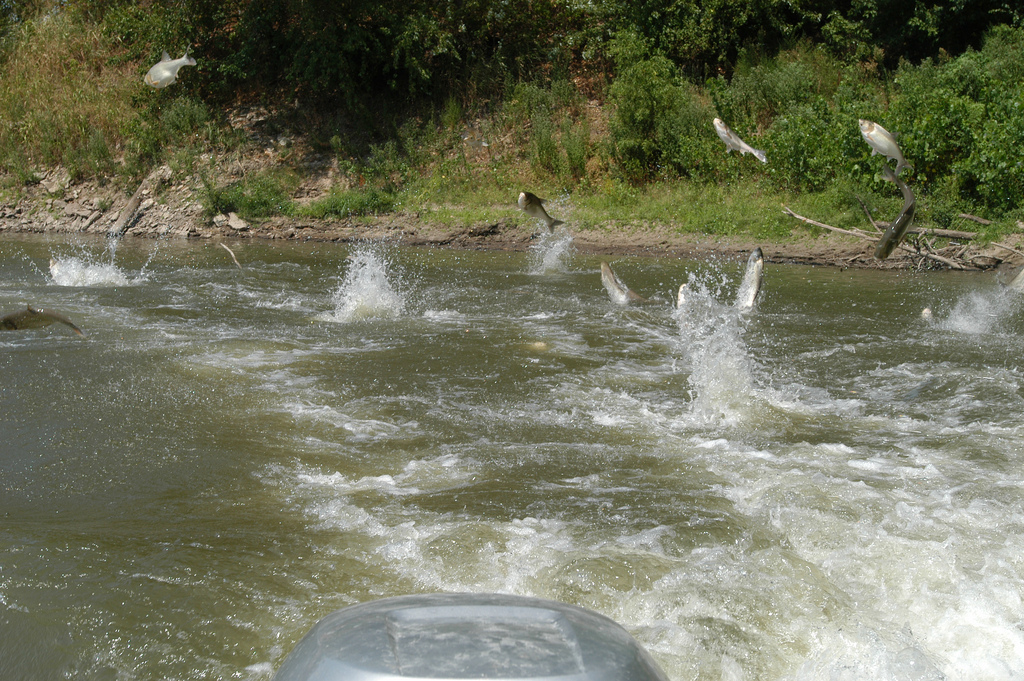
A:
[3,165,1022,272]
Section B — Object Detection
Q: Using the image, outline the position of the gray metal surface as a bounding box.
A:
[271,594,670,681]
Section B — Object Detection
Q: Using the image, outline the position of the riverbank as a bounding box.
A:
[2,162,1022,272]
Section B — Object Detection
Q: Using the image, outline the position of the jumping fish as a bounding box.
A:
[518,192,565,231]
[873,163,916,260]
[676,283,688,308]
[713,118,767,163]
[735,247,764,311]
[1,305,84,335]
[145,49,197,88]
[1006,267,1024,292]
[600,262,652,306]
[859,119,911,176]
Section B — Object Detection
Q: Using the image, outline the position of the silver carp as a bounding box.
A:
[145,50,197,88]
[859,119,912,176]
[518,192,565,231]
[735,247,764,311]
[713,118,767,163]
[873,163,916,260]
[1,305,84,335]
[600,262,652,306]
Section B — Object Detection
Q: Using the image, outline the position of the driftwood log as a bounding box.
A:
[107,166,171,237]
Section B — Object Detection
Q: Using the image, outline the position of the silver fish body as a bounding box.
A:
[734,247,764,311]
[0,305,84,335]
[145,50,197,88]
[600,262,651,306]
[859,119,911,176]
[518,192,564,231]
[676,283,688,309]
[1006,267,1024,292]
[713,118,767,163]
[873,163,916,260]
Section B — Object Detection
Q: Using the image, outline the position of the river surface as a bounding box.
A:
[1,232,1023,681]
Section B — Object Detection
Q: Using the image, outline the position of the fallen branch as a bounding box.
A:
[857,197,881,232]
[903,239,964,270]
[107,166,170,238]
[958,213,992,225]
[782,207,874,240]
[783,205,971,270]
[219,240,242,270]
[992,242,1024,260]
[872,222,977,240]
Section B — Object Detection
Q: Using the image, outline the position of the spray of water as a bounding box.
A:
[321,244,406,322]
[936,285,1023,335]
[527,229,575,275]
[47,238,159,287]
[674,269,760,428]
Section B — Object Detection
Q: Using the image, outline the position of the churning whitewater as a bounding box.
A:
[1,236,1023,681]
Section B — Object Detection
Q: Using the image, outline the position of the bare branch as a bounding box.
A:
[958,213,992,225]
[782,207,874,240]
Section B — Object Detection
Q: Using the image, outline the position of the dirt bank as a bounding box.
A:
[3,164,1022,272]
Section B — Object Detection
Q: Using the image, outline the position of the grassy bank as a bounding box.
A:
[1,9,1022,247]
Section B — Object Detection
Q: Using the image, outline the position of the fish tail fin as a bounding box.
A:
[896,160,913,176]
[752,148,767,164]
[549,219,565,230]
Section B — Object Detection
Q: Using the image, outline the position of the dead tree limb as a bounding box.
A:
[107,166,170,238]
[782,207,875,240]
[784,206,971,270]
[857,197,881,232]
[958,213,992,225]
[992,242,1024,260]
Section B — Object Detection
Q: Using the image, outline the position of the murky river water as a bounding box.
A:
[1,232,1023,681]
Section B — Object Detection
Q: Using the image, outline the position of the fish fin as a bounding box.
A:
[752,148,767,163]
[161,51,172,61]
[550,219,565,229]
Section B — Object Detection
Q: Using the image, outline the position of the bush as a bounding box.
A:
[201,170,299,219]
[763,98,861,192]
[299,188,396,219]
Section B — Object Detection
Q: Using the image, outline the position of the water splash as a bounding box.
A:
[936,286,1022,335]
[47,239,157,287]
[321,244,406,322]
[527,229,575,275]
[674,270,759,427]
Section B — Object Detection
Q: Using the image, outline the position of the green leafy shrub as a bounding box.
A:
[763,99,861,191]
[299,188,396,219]
[201,170,298,219]
[957,95,1024,212]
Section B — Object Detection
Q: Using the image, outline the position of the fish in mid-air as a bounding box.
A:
[873,162,916,260]
[1,305,84,335]
[1004,266,1024,292]
[713,118,767,163]
[859,119,911,176]
[600,262,654,306]
[145,50,196,88]
[518,192,564,231]
[734,247,764,311]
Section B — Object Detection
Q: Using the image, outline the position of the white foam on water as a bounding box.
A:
[282,399,417,441]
